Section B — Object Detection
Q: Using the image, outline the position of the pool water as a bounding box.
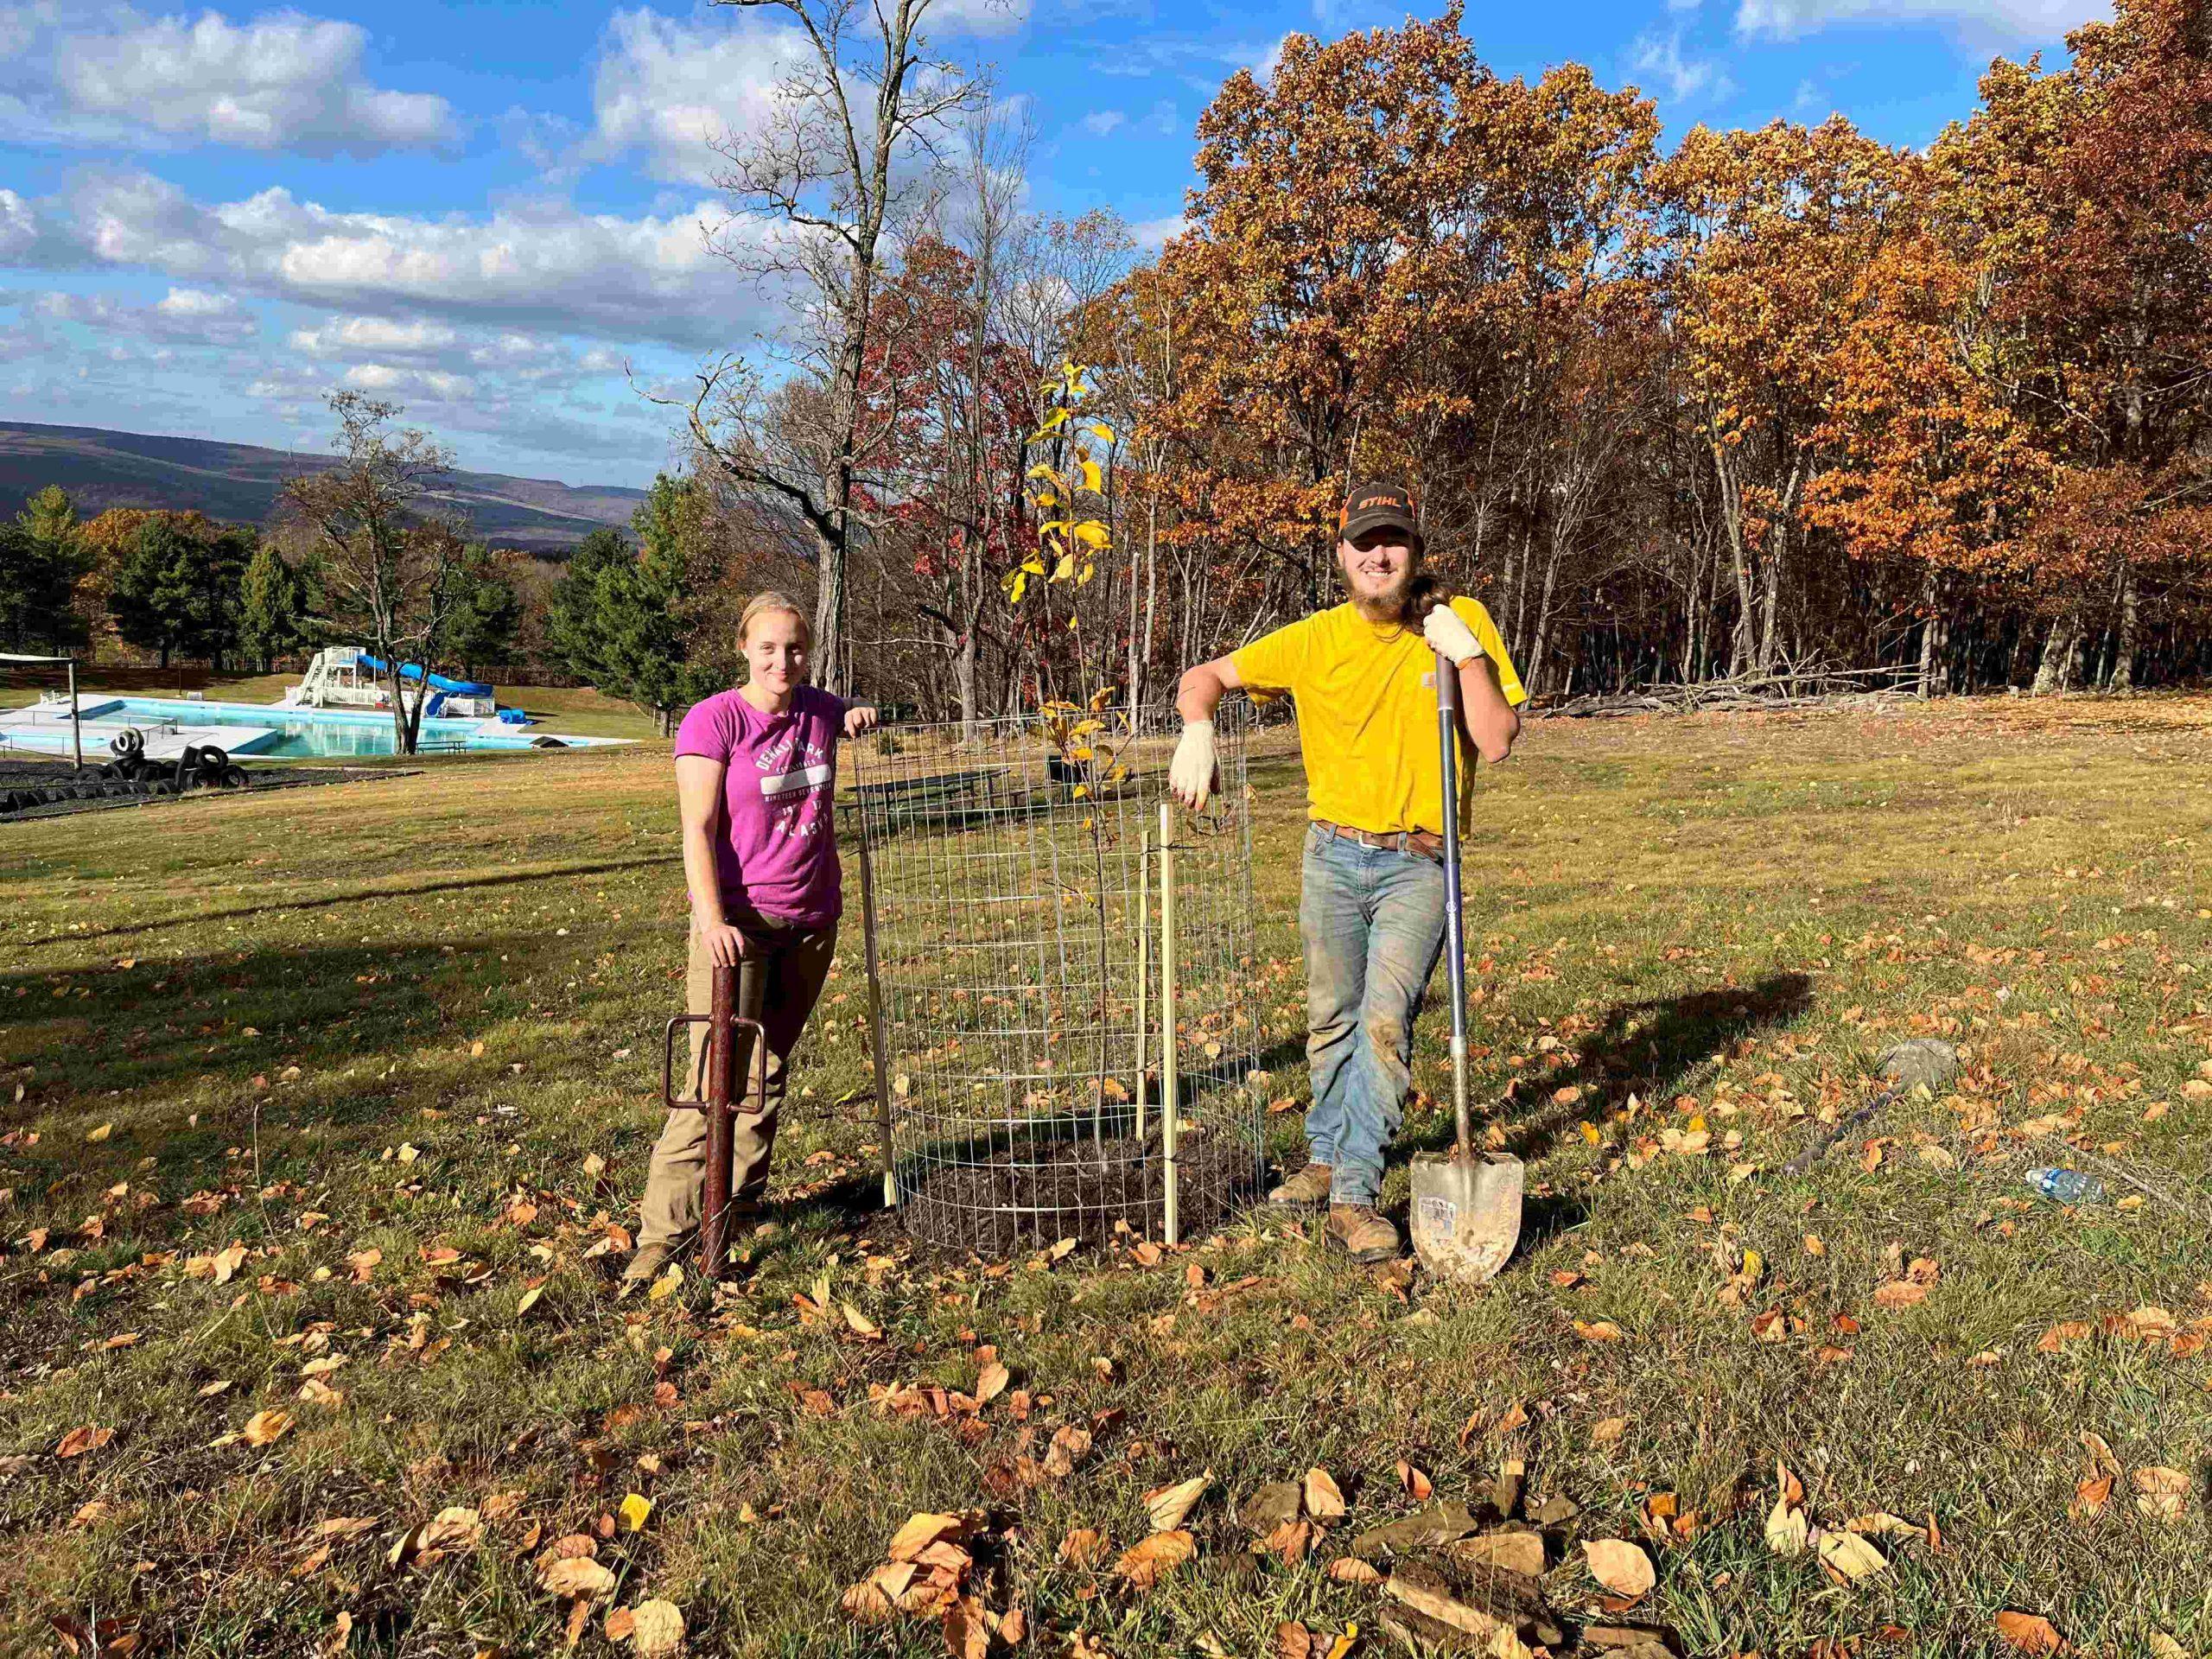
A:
[92,697,617,760]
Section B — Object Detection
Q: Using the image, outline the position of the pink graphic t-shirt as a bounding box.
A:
[673,684,846,930]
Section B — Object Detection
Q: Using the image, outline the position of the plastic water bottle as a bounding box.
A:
[2025,1167,2107,1205]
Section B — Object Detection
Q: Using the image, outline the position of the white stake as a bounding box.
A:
[1159,801,1179,1247]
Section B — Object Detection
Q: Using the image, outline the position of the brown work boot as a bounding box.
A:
[1325,1204,1402,1264]
[617,1241,674,1298]
[1268,1161,1334,1205]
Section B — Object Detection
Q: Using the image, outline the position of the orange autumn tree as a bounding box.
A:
[1932,0,2212,687]
[1649,118,1905,675]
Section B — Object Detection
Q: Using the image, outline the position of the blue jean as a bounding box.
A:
[1299,824,1450,1205]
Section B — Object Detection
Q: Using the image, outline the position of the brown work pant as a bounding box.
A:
[635,919,837,1253]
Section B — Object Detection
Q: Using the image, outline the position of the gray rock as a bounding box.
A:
[1878,1038,1959,1092]
[1353,1501,1484,1559]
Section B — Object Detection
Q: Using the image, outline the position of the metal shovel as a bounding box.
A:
[1409,646,1523,1282]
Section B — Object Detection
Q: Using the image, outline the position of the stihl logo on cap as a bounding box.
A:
[1339,484,1419,530]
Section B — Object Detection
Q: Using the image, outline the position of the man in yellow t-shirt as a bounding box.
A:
[1169,481,1526,1262]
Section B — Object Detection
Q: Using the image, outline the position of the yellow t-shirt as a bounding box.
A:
[1230,597,1527,836]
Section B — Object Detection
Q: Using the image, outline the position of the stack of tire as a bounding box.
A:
[0,728,250,817]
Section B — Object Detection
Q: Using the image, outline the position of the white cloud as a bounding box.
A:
[588,7,807,184]
[0,3,457,156]
[289,315,461,357]
[1131,215,1185,251]
[1079,109,1126,137]
[27,283,257,345]
[41,167,776,351]
[1630,30,1732,101]
[1734,0,2106,43]
[928,0,1033,36]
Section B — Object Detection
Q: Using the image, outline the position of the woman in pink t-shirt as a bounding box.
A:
[623,592,878,1288]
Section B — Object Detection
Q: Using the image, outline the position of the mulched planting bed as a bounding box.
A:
[895,1125,1262,1255]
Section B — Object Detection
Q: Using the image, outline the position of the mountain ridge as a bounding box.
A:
[0,420,647,556]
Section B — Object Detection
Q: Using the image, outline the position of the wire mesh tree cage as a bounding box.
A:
[845,701,1264,1255]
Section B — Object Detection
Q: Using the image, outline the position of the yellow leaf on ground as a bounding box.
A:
[1143,1472,1211,1532]
[244,1408,293,1446]
[1815,1526,1887,1581]
[887,1512,972,1563]
[86,1122,111,1142]
[1573,1319,1624,1343]
[1303,1467,1346,1519]
[619,1493,652,1532]
[2133,1465,2191,1522]
[541,1556,618,1598]
[1581,1538,1655,1599]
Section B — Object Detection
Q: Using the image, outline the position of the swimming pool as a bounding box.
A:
[0,696,628,760]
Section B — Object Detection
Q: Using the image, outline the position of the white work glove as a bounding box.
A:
[1168,719,1217,811]
[1422,603,1481,666]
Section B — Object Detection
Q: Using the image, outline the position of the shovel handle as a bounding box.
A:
[1434,648,1472,1160]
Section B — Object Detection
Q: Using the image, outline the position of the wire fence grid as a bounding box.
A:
[844,700,1266,1254]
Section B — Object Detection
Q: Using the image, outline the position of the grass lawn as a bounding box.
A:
[4,696,2211,1657]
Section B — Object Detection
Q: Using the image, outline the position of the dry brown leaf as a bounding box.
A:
[54,1425,114,1459]
[1573,1319,1624,1343]
[1592,1417,1629,1445]
[541,1557,618,1599]
[888,1512,973,1563]
[943,1595,993,1659]
[1581,1538,1655,1599]
[625,1601,683,1659]
[1994,1611,2066,1654]
[1303,1467,1346,1520]
[1395,1458,1433,1500]
[1872,1281,1929,1308]
[1058,1529,1103,1567]
[1325,1556,1383,1585]
[1115,1529,1194,1588]
[2069,1475,2112,1520]
[1142,1472,1211,1532]
[975,1363,1009,1407]
[1274,1623,1313,1659]
[2133,1466,2192,1522]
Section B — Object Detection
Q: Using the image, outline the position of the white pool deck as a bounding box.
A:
[0,696,626,760]
[0,701,276,760]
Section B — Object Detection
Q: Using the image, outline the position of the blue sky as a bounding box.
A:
[0,0,2107,488]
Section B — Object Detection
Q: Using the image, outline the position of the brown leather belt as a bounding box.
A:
[1311,818,1446,861]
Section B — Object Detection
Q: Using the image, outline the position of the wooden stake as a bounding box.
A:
[1159,802,1179,1246]
[1135,830,1150,1144]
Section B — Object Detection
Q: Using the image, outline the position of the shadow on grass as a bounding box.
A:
[2,932,575,1116]
[1401,970,1815,1167]
[21,855,677,946]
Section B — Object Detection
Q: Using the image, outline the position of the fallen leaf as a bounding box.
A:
[1116,1529,1194,1588]
[1592,1417,1629,1445]
[1994,1611,2065,1654]
[243,1409,292,1447]
[888,1512,974,1563]
[1303,1467,1346,1520]
[54,1426,114,1459]
[975,1362,1009,1407]
[541,1557,618,1598]
[841,1302,880,1339]
[944,1595,993,1659]
[1326,1557,1383,1585]
[1058,1529,1103,1567]
[1814,1527,1887,1582]
[86,1122,112,1143]
[1581,1538,1655,1599]
[1143,1472,1211,1532]
[2133,1466,2191,1522]
[619,1493,652,1533]
[1872,1281,1929,1308]
[2069,1474,2113,1519]
[1573,1319,1624,1343]
[1395,1459,1433,1500]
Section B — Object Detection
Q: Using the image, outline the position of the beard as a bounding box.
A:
[1348,563,1416,623]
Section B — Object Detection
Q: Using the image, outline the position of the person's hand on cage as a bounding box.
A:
[1169,719,1217,811]
[696,917,749,967]
[842,705,880,739]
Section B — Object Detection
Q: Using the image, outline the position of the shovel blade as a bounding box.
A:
[1408,1149,1522,1283]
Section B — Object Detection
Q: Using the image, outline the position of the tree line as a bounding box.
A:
[672,0,2212,719]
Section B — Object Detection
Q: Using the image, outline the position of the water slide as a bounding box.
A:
[357,654,494,718]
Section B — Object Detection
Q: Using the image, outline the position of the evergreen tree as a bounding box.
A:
[0,486,90,650]
[236,543,316,671]
[438,547,523,675]
[109,516,251,668]
[542,480,715,734]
